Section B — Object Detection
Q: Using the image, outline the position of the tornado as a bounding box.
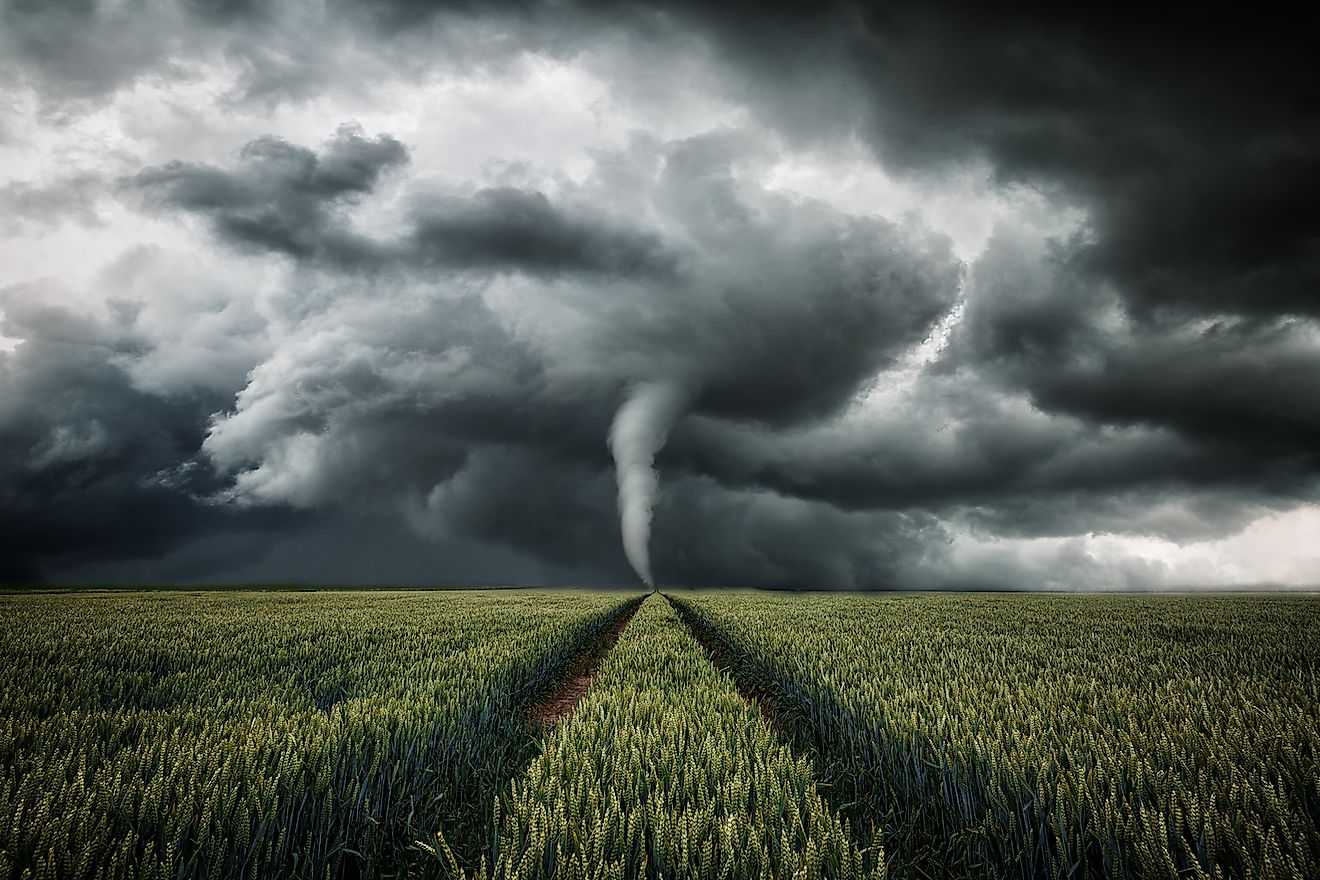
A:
[608,379,690,586]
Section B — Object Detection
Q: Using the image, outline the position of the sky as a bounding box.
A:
[1,2,1317,590]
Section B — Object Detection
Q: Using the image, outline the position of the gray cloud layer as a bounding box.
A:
[2,1,1317,587]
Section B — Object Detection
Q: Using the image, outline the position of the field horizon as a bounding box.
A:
[3,588,1316,878]
[5,584,1320,595]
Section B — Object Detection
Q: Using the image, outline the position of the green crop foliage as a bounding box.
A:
[4,589,1314,879]
[489,596,881,880]
[0,589,638,879]
[673,592,1320,880]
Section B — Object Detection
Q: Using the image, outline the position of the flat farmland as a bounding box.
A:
[1,590,1315,879]
[674,592,1319,880]
[0,590,634,879]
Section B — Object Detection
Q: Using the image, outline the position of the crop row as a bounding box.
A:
[671,592,1319,880]
[0,590,640,879]
[486,595,880,879]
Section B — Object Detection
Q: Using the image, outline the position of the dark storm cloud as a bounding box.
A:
[1023,322,1320,462]
[655,224,1320,545]
[8,0,1317,323]
[137,127,960,425]
[151,126,963,587]
[46,515,611,588]
[4,0,1318,587]
[634,3,1320,319]
[653,477,945,589]
[943,228,1320,484]
[0,0,581,108]
[0,288,303,583]
[667,367,1317,546]
[132,125,408,262]
[407,188,677,278]
[132,129,677,279]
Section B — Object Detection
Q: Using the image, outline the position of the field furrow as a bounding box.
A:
[489,594,881,880]
[0,590,640,879]
[528,597,643,729]
[672,592,1320,880]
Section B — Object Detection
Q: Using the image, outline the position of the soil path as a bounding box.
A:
[528,595,644,727]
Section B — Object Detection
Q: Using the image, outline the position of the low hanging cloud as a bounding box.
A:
[123,126,962,588]
[2,1,1318,588]
[0,281,301,583]
[132,124,409,263]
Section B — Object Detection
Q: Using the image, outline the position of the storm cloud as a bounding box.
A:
[2,0,1317,588]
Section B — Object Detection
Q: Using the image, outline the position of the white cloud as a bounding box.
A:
[946,506,1320,589]
[761,139,1084,263]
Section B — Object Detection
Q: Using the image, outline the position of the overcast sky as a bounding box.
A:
[2,2,1317,589]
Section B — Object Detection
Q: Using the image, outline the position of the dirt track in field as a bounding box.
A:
[666,595,785,736]
[528,597,643,727]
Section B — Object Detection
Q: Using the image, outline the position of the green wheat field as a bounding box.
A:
[1,590,1316,879]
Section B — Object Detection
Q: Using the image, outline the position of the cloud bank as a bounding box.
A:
[2,1,1317,588]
